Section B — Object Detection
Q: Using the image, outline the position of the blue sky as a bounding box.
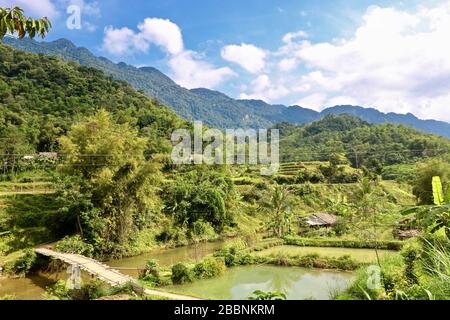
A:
[4,0,450,122]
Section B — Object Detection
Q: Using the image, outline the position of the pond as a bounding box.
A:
[254,246,397,263]
[106,241,226,277]
[164,265,355,300]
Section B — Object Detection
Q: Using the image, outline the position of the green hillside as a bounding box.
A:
[0,43,184,156]
[278,114,450,168]
[5,37,450,137]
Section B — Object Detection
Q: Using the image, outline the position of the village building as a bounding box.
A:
[303,212,338,228]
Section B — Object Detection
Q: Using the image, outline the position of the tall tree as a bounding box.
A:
[0,6,51,41]
[59,110,162,254]
[263,186,293,237]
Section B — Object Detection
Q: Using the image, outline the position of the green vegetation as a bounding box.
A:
[6,38,450,138]
[171,263,193,285]
[44,279,136,300]
[284,237,404,250]
[338,237,449,300]
[0,6,51,41]
[249,290,287,300]
[0,29,449,301]
[277,115,450,168]
[2,248,36,276]
[0,43,183,161]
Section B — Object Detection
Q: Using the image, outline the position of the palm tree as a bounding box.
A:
[263,186,292,238]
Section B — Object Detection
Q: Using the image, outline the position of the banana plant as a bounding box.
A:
[402,176,450,239]
[432,176,450,205]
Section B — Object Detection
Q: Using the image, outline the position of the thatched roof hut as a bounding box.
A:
[394,229,420,240]
[304,212,338,228]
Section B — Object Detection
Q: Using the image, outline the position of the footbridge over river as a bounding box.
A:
[35,248,200,300]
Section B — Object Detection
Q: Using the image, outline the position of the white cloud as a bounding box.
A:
[169,51,236,89]
[282,30,308,44]
[221,43,267,74]
[240,74,289,101]
[102,18,235,89]
[137,18,184,55]
[4,0,59,18]
[102,18,184,56]
[290,3,450,121]
[278,58,298,72]
[295,93,327,110]
[103,26,148,55]
[236,3,450,122]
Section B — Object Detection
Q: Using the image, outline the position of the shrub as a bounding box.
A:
[155,225,188,246]
[139,259,160,286]
[401,242,421,284]
[55,235,94,257]
[44,280,72,300]
[215,239,248,267]
[274,175,297,185]
[171,263,193,284]
[254,182,269,190]
[193,257,226,279]
[249,290,287,300]
[241,230,259,247]
[45,279,112,300]
[4,249,37,276]
[189,220,216,241]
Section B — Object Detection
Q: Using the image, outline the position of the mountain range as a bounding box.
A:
[5,37,450,138]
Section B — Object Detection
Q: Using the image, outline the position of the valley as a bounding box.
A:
[0,35,449,302]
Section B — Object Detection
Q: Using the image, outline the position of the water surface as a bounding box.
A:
[165,265,355,300]
[106,241,226,277]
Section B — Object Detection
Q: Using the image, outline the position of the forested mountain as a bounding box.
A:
[278,114,450,168]
[0,44,184,155]
[3,37,271,128]
[4,37,450,137]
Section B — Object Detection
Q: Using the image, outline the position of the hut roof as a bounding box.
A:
[395,229,420,240]
[305,213,338,227]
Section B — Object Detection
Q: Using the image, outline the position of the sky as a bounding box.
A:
[4,0,450,122]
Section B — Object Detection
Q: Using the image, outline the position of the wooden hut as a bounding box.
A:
[303,212,338,228]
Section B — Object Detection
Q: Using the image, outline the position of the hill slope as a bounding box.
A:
[278,114,450,167]
[0,43,183,154]
[4,37,450,137]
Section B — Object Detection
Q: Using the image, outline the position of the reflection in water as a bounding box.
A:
[0,272,59,300]
[165,265,355,300]
[106,241,226,277]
